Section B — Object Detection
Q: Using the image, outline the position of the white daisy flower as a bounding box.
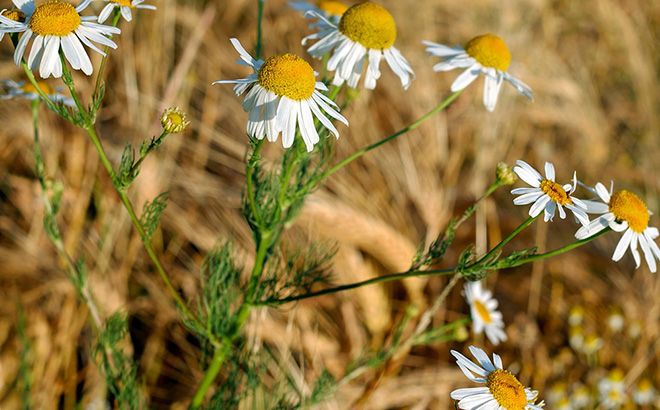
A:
[463,281,507,345]
[303,1,414,90]
[0,0,120,79]
[97,0,156,24]
[450,345,545,409]
[632,379,656,406]
[0,7,26,41]
[511,160,590,226]
[575,182,660,273]
[289,0,347,24]
[424,34,533,111]
[1,79,74,106]
[571,383,591,409]
[213,38,348,152]
[598,369,626,409]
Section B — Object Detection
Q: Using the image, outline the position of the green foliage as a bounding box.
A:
[189,244,244,343]
[412,317,470,346]
[140,192,169,241]
[412,217,458,270]
[116,144,138,190]
[94,313,144,410]
[496,247,539,268]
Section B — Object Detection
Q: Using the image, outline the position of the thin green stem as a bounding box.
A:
[316,90,462,183]
[92,10,122,108]
[475,215,538,264]
[189,345,230,409]
[501,227,611,268]
[245,139,265,227]
[22,63,62,115]
[263,267,457,305]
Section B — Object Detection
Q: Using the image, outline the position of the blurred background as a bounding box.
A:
[0,0,658,408]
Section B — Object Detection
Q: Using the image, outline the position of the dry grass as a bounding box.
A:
[0,0,658,408]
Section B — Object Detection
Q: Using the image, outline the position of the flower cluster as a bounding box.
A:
[510,160,659,273]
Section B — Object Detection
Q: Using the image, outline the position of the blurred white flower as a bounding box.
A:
[97,0,156,24]
[463,281,507,345]
[1,79,74,106]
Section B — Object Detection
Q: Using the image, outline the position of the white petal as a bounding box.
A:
[513,191,543,205]
[595,182,611,203]
[612,229,634,262]
[483,69,503,112]
[544,162,555,181]
[451,64,481,92]
[638,234,657,272]
[529,195,551,218]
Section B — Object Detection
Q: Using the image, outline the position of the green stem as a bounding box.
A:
[316,90,462,183]
[92,10,122,108]
[501,227,611,268]
[263,267,457,305]
[189,345,230,409]
[475,215,538,264]
[245,139,265,227]
[22,63,62,115]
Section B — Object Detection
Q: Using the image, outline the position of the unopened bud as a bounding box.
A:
[160,107,190,134]
[496,162,517,185]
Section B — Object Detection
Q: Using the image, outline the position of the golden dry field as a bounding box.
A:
[0,0,658,408]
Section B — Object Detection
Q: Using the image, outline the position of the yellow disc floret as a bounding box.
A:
[257,54,316,100]
[21,81,54,95]
[338,1,396,50]
[540,179,572,205]
[609,190,649,233]
[30,1,81,36]
[114,0,134,7]
[317,0,348,17]
[486,369,528,410]
[465,34,511,71]
[2,9,25,22]
[474,300,492,324]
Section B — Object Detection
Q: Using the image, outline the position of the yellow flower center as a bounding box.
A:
[486,369,528,410]
[1,9,25,22]
[160,107,190,133]
[114,0,134,7]
[609,190,649,233]
[317,0,348,16]
[21,81,54,95]
[29,1,81,36]
[540,179,572,205]
[257,54,316,100]
[465,34,511,71]
[474,300,492,324]
[338,1,396,50]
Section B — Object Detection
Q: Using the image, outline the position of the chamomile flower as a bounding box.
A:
[511,160,590,226]
[450,346,545,409]
[1,79,74,106]
[0,7,26,41]
[598,369,626,409]
[97,0,156,24]
[290,0,348,23]
[214,38,348,152]
[0,0,120,79]
[303,1,414,90]
[463,281,507,345]
[632,379,656,406]
[575,182,660,272]
[424,34,533,111]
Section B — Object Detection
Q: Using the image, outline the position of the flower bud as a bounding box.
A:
[160,107,190,134]
[496,162,517,185]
